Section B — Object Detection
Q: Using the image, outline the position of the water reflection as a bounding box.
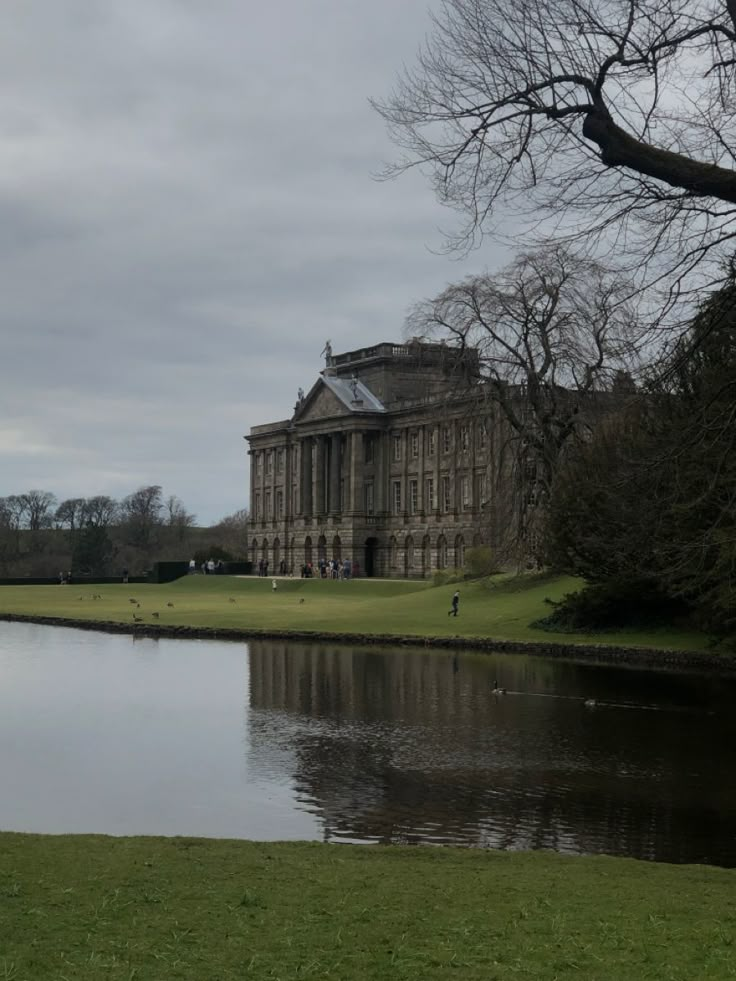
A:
[1,622,736,865]
[248,641,736,865]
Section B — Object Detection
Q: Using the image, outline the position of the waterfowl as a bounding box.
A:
[491,680,507,695]
[584,698,597,708]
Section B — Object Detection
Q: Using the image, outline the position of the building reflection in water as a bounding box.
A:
[246,641,736,866]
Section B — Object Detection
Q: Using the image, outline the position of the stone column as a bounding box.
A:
[248,450,256,554]
[375,431,387,514]
[402,427,409,520]
[433,425,441,517]
[301,438,313,516]
[260,448,267,524]
[348,432,363,513]
[314,436,326,516]
[329,433,342,514]
[271,445,278,526]
[418,424,425,513]
[451,419,458,515]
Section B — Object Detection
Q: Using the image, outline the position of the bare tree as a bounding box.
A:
[375,0,736,317]
[82,496,118,529]
[55,498,86,533]
[211,508,250,557]
[120,485,164,548]
[18,490,57,532]
[165,494,197,541]
[3,495,28,532]
[408,247,638,556]
[0,497,20,564]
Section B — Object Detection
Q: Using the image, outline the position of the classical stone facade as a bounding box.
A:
[245,341,510,578]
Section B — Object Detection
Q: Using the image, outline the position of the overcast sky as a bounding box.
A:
[0,0,506,524]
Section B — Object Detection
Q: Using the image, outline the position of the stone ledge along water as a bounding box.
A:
[0,611,734,672]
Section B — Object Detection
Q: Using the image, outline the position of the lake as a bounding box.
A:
[1,621,735,865]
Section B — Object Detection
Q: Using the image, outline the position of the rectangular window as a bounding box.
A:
[425,477,434,511]
[461,476,471,510]
[364,436,374,464]
[409,479,418,515]
[276,490,284,518]
[364,481,374,515]
[392,480,402,514]
[393,434,401,462]
[266,451,273,475]
[254,492,261,519]
[428,428,436,456]
[256,453,263,476]
[340,478,346,511]
[277,449,284,474]
[442,476,451,513]
[460,425,469,451]
[475,473,487,507]
[293,486,299,514]
[478,424,487,449]
[410,432,419,458]
[443,426,451,454]
[265,490,272,519]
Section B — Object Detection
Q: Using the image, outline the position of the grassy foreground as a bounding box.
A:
[1,834,735,980]
[0,573,708,651]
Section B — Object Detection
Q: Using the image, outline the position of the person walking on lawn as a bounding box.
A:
[448,590,460,617]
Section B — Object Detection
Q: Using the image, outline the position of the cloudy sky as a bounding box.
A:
[0,0,506,524]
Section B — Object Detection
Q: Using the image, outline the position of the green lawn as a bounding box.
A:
[0,573,709,651]
[1,834,735,980]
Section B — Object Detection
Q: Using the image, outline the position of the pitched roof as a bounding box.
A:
[320,373,386,414]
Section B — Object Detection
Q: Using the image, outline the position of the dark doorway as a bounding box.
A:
[365,537,379,578]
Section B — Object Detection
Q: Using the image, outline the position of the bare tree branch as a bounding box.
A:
[375,0,736,320]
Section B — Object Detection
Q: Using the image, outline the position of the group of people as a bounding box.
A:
[189,558,226,575]
[300,557,354,580]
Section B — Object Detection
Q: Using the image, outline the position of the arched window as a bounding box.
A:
[332,535,342,560]
[272,537,281,569]
[422,535,431,577]
[388,535,398,569]
[405,536,414,577]
[454,534,465,569]
[317,535,327,562]
[304,536,313,565]
[437,534,447,570]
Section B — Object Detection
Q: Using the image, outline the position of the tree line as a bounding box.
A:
[377,0,736,637]
[0,485,249,578]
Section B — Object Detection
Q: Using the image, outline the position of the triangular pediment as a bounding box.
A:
[294,380,349,423]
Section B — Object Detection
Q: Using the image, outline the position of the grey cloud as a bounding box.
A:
[0,0,508,523]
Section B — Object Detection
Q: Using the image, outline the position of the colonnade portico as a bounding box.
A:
[298,431,369,521]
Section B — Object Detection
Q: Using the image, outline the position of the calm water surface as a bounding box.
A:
[2,621,735,865]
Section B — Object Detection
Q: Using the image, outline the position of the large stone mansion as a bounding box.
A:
[245,340,524,578]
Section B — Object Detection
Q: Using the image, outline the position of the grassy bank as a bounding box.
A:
[0,573,708,652]
[1,834,734,980]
